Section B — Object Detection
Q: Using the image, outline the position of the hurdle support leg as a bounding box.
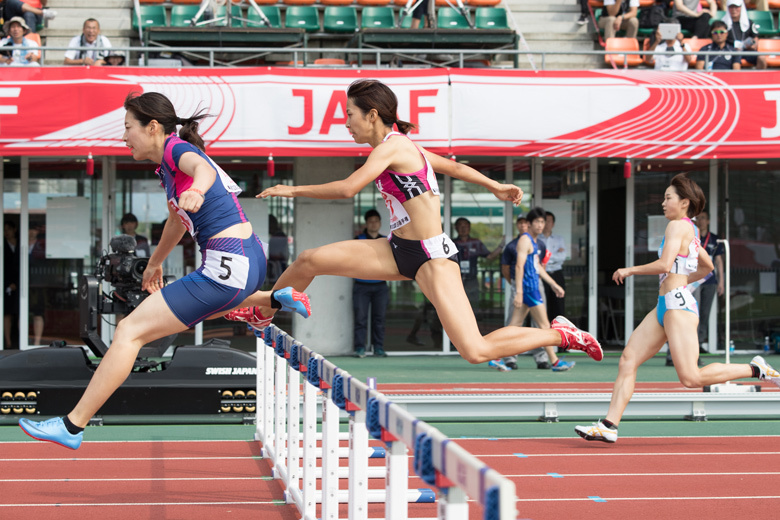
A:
[385,439,409,520]
[260,339,275,457]
[437,487,468,520]
[348,408,369,520]
[285,362,301,502]
[273,351,287,478]
[301,377,317,520]
[321,389,340,520]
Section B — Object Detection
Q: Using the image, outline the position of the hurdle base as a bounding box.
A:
[704,383,761,393]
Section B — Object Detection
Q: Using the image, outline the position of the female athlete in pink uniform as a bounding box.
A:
[229,79,603,367]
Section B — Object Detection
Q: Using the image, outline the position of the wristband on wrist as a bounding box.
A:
[185,188,205,199]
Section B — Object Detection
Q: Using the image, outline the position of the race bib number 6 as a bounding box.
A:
[202,250,250,289]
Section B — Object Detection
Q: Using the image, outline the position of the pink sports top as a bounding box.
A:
[658,217,700,285]
[374,132,440,231]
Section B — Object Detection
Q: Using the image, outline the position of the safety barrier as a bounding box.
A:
[254,324,518,520]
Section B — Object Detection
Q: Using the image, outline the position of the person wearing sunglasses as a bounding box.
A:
[696,20,741,70]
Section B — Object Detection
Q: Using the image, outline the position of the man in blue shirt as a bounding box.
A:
[353,209,388,358]
[696,20,741,70]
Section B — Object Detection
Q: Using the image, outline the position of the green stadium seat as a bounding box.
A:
[132,5,167,30]
[474,7,508,29]
[747,10,780,37]
[247,6,282,28]
[215,3,244,27]
[285,6,321,32]
[437,7,469,29]
[323,6,359,33]
[361,6,395,29]
[400,13,413,28]
[170,5,201,27]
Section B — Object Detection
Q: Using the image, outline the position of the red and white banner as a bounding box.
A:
[1,67,779,159]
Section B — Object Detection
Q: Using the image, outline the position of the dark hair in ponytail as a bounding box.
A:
[347,79,417,134]
[670,173,706,218]
[123,92,211,151]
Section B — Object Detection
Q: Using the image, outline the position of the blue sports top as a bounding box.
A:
[156,134,246,248]
[521,232,541,293]
[657,217,700,285]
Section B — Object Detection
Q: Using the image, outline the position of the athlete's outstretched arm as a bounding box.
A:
[422,148,523,206]
[257,142,394,200]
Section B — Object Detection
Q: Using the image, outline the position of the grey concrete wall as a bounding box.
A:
[291,156,355,355]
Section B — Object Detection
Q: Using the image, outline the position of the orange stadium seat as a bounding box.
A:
[605,37,642,67]
[283,0,318,5]
[314,58,347,64]
[249,0,279,4]
[171,0,202,4]
[638,0,654,5]
[357,0,392,5]
[770,0,780,8]
[139,0,165,4]
[588,0,604,6]
[393,0,411,6]
[321,0,355,5]
[467,0,502,6]
[683,37,710,66]
[25,32,42,61]
[757,38,780,67]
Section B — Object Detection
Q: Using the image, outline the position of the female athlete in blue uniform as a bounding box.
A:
[231,79,603,368]
[19,92,310,450]
[576,173,780,443]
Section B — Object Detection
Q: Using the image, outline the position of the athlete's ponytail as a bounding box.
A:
[124,92,211,151]
[347,79,417,134]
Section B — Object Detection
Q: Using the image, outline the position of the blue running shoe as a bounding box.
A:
[552,359,575,372]
[273,287,311,319]
[19,417,82,450]
[488,360,511,371]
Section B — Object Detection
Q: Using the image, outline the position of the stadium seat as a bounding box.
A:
[757,38,780,67]
[323,6,359,33]
[467,0,502,6]
[400,13,413,27]
[285,6,321,32]
[170,5,201,27]
[139,0,165,3]
[475,7,508,29]
[604,37,642,67]
[314,58,347,64]
[747,10,780,37]
[132,5,167,30]
[171,0,201,4]
[683,37,711,66]
[361,6,396,28]
[357,0,392,5]
[437,7,470,29]
[284,0,317,5]
[321,0,355,5]
[246,6,282,28]
[25,32,42,62]
[588,0,604,6]
[215,3,244,26]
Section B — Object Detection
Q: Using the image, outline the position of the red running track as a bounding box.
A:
[2,435,779,520]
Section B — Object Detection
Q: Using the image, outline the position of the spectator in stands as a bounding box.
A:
[724,0,766,69]
[20,0,50,33]
[0,0,55,33]
[104,50,125,66]
[0,16,39,66]
[646,25,691,71]
[63,18,112,66]
[599,0,639,40]
[696,20,741,70]
[410,0,430,28]
[673,0,717,39]
[577,0,589,26]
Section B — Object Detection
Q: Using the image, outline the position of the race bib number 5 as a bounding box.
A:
[202,250,250,289]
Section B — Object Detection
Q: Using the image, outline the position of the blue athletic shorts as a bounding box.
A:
[161,234,268,327]
[522,286,544,308]
[656,286,698,327]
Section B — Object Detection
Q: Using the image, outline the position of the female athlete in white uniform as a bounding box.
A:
[232,79,603,367]
[575,173,780,443]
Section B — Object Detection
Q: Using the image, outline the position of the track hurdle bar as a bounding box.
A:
[255,326,434,520]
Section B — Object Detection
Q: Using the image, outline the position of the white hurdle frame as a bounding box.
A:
[255,325,518,520]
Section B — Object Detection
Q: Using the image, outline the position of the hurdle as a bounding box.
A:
[254,324,518,520]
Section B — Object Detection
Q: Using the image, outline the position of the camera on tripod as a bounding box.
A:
[80,235,176,357]
[98,235,150,309]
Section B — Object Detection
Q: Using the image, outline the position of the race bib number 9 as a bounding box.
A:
[202,250,250,289]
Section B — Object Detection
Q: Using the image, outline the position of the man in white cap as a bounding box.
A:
[0,0,55,33]
[0,16,40,66]
[724,0,766,69]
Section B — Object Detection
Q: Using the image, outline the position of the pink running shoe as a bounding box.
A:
[224,306,273,331]
[551,316,603,362]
